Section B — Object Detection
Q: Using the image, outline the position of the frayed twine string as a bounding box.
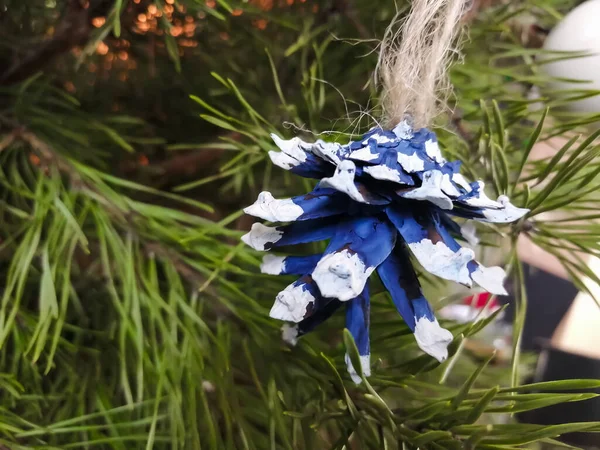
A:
[376,0,469,129]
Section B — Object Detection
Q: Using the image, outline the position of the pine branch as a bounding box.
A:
[143,241,206,289]
[1,1,600,448]
[1,118,211,294]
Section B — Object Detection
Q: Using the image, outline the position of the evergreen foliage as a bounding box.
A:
[0,0,599,448]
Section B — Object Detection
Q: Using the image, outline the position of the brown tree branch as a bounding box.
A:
[0,0,113,85]
[0,133,16,153]
[451,109,475,144]
[330,0,369,39]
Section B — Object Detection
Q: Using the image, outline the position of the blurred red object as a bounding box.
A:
[439,291,502,324]
[463,292,498,310]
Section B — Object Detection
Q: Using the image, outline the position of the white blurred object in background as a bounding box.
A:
[551,256,600,359]
[541,0,600,114]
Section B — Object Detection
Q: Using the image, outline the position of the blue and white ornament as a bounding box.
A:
[242,121,528,383]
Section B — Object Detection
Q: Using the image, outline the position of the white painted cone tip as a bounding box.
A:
[268,151,300,170]
[270,134,307,162]
[401,188,453,211]
[397,152,425,172]
[409,239,474,286]
[244,192,304,222]
[243,191,274,217]
[345,353,371,384]
[424,139,445,163]
[471,265,508,296]
[481,199,529,223]
[400,170,453,210]
[366,134,395,145]
[463,181,503,209]
[349,147,379,162]
[281,323,299,345]
[440,173,461,197]
[270,133,294,153]
[241,223,283,251]
[269,283,315,323]
[364,165,402,183]
[312,141,342,164]
[260,254,286,275]
[319,160,366,203]
[269,301,296,322]
[393,120,414,140]
[452,173,472,192]
[414,317,453,362]
[240,231,252,247]
[312,250,371,301]
[493,195,529,222]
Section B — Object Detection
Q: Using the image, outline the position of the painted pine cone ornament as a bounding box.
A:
[242,120,528,383]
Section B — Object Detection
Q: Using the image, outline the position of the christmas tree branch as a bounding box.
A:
[1,117,213,297]
[1,1,599,448]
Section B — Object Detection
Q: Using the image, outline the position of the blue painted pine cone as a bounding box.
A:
[242,121,528,383]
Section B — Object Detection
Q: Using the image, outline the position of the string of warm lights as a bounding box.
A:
[62,0,315,93]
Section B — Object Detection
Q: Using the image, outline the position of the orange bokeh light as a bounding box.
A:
[254,19,268,30]
[64,82,76,93]
[29,154,41,166]
[96,41,109,55]
[92,16,106,27]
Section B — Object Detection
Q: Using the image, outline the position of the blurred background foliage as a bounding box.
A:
[1,0,600,448]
